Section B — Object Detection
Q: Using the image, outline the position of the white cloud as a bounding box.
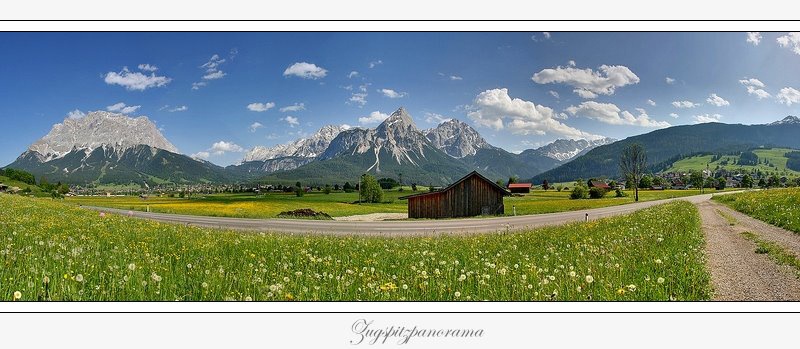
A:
[201,54,226,72]
[531,32,551,41]
[573,89,598,99]
[280,103,306,112]
[348,71,359,79]
[358,111,389,125]
[467,88,600,139]
[249,122,263,133]
[449,75,463,81]
[210,141,244,155]
[283,62,328,79]
[777,87,800,106]
[66,109,86,119]
[202,70,226,80]
[247,102,275,112]
[137,63,158,72]
[424,112,452,124]
[548,90,560,99]
[379,88,407,99]
[670,113,679,118]
[192,54,228,89]
[168,105,188,112]
[532,64,640,98]
[348,93,368,107]
[739,77,771,99]
[777,32,800,55]
[693,114,723,124]
[104,67,171,91]
[106,102,141,114]
[359,83,370,92]
[282,116,299,127]
[665,77,676,84]
[191,151,210,160]
[746,32,762,46]
[706,93,730,107]
[565,102,671,128]
[369,60,383,69]
[567,60,576,67]
[672,100,700,108]
[646,99,656,106]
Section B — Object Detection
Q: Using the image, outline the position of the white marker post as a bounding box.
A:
[585,213,589,222]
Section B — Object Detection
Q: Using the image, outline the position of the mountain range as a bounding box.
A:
[7,108,796,187]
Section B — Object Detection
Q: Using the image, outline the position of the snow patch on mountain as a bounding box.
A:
[242,124,351,162]
[425,119,492,158]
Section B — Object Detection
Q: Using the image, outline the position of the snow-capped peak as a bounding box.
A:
[27,110,178,162]
[242,124,351,162]
[534,137,616,162]
[769,115,800,126]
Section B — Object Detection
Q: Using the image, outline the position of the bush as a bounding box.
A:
[295,187,305,197]
[615,188,627,197]
[323,185,332,195]
[556,185,563,192]
[589,187,607,199]
[570,186,588,199]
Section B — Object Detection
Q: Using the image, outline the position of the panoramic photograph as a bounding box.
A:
[1,32,799,302]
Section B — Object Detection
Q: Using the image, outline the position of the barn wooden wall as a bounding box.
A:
[408,175,505,218]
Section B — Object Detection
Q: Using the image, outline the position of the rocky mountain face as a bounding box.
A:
[532,138,616,162]
[27,111,178,162]
[8,111,233,185]
[242,124,350,162]
[424,119,491,158]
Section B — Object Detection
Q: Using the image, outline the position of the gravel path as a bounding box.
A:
[697,201,800,301]
[333,213,408,221]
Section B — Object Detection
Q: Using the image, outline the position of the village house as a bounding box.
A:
[399,171,510,219]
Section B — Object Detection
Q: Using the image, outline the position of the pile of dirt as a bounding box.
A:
[277,208,332,220]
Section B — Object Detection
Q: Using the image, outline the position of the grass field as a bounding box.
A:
[0,194,710,301]
[65,188,719,219]
[0,175,46,197]
[713,188,800,234]
[667,147,799,176]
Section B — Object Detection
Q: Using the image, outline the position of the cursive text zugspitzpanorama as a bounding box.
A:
[350,319,485,345]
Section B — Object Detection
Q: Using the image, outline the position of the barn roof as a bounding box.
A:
[508,183,532,188]
[398,171,510,200]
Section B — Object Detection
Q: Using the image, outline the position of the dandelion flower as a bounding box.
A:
[75,274,84,282]
[655,259,663,264]
[626,284,637,292]
[13,291,22,300]
[585,275,594,283]
[202,282,209,289]
[128,263,136,271]
[616,288,626,295]
[458,274,466,282]
[245,296,253,301]
[43,276,50,284]
[454,291,461,298]
[657,277,665,284]
[569,271,577,277]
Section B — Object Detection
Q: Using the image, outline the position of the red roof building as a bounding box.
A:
[508,183,532,193]
[589,181,611,190]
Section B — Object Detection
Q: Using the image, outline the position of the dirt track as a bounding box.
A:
[698,201,800,301]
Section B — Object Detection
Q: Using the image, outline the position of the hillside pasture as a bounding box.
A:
[667,148,800,177]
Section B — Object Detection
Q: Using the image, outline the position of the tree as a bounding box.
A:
[323,184,332,194]
[652,176,664,187]
[333,184,341,191]
[294,186,305,197]
[507,176,519,187]
[359,174,384,203]
[411,183,418,191]
[589,187,607,199]
[295,181,302,189]
[716,177,726,190]
[377,177,399,190]
[619,143,647,202]
[768,175,780,188]
[542,179,550,191]
[638,175,653,189]
[496,179,504,187]
[690,171,704,189]
[741,174,753,188]
[758,178,767,188]
[343,182,354,193]
[570,179,588,200]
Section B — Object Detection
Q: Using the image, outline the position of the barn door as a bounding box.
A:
[481,206,491,216]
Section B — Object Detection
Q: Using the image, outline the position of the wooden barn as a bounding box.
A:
[508,183,532,193]
[399,171,510,219]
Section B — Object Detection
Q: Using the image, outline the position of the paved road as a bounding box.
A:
[81,192,737,236]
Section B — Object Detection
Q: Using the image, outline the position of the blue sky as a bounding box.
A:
[1,32,799,166]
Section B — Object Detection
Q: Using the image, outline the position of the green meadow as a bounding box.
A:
[0,194,710,301]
